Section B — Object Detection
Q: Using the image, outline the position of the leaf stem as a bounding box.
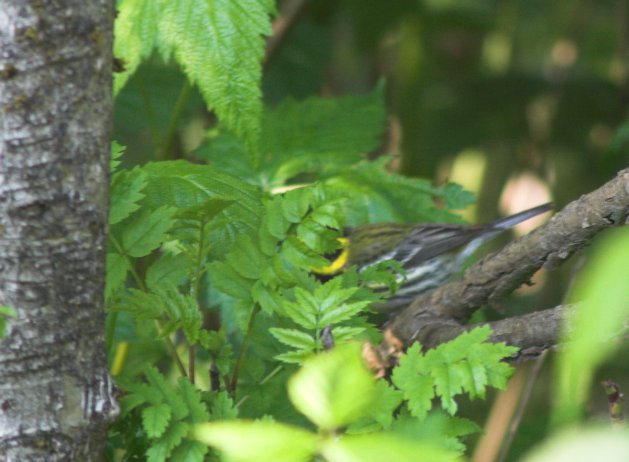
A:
[188,345,196,384]
[158,80,192,160]
[155,319,188,377]
[109,233,187,377]
[229,303,261,394]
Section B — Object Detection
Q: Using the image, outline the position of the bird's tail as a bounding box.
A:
[490,203,553,230]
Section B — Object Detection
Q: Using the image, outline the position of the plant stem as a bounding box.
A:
[155,319,188,377]
[109,233,187,377]
[229,303,261,394]
[158,80,192,160]
[135,75,161,151]
[188,345,196,384]
[234,365,284,409]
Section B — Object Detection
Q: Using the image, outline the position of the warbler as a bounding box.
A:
[315,203,552,311]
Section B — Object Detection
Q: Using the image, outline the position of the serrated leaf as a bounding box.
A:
[110,141,125,172]
[159,421,189,456]
[282,236,328,269]
[288,343,375,430]
[110,167,148,225]
[319,300,371,326]
[179,378,210,423]
[122,206,177,257]
[208,261,253,301]
[252,281,283,314]
[270,328,315,350]
[193,421,317,462]
[113,289,164,320]
[114,0,161,94]
[141,161,263,255]
[392,328,516,419]
[146,440,170,462]
[282,292,316,330]
[330,326,366,344]
[325,158,470,225]
[366,380,404,429]
[169,440,208,462]
[146,252,192,289]
[124,382,165,407]
[142,403,172,438]
[264,196,288,239]
[275,349,314,364]
[105,252,130,299]
[144,366,189,420]
[209,391,238,421]
[119,392,149,418]
[158,0,274,154]
[225,235,265,280]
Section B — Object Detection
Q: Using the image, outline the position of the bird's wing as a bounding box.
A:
[395,224,490,268]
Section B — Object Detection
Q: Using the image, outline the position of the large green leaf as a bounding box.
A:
[158,0,274,153]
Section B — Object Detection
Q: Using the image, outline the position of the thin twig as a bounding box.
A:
[264,0,310,68]
[229,303,261,394]
[496,350,549,462]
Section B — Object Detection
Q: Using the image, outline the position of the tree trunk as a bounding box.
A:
[0,1,118,460]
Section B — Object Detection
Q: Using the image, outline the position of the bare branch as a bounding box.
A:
[384,168,629,351]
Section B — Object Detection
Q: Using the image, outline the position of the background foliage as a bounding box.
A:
[107,1,629,461]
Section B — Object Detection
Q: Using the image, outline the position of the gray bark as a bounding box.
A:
[0,1,118,460]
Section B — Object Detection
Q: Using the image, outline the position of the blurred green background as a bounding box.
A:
[113,1,629,459]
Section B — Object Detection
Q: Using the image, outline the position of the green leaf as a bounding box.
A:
[554,228,629,424]
[124,381,164,407]
[144,366,189,420]
[169,440,208,462]
[113,289,164,320]
[251,281,283,314]
[262,87,387,183]
[366,380,404,430]
[110,168,147,226]
[142,403,172,438]
[159,421,189,455]
[288,343,375,430]
[121,206,177,257]
[521,427,629,462]
[225,235,265,280]
[146,252,192,289]
[269,328,315,350]
[274,349,314,364]
[321,433,460,462]
[158,0,275,153]
[114,0,161,94]
[319,300,371,326]
[392,329,516,419]
[141,161,263,254]
[208,261,254,301]
[198,86,388,189]
[146,440,170,462]
[110,141,125,171]
[105,253,130,299]
[209,391,238,421]
[193,421,317,462]
[325,158,470,225]
[392,345,435,419]
[178,378,210,423]
[282,291,316,330]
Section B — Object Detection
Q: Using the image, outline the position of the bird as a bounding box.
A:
[314,203,553,311]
